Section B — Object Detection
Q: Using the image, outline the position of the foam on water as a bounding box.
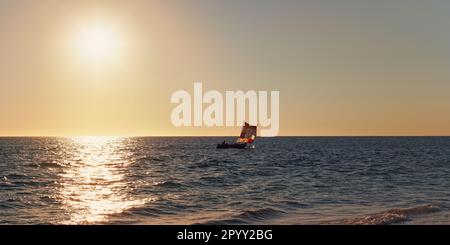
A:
[324,204,441,225]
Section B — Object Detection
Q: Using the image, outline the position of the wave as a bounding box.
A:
[135,156,165,163]
[208,159,233,164]
[187,158,232,169]
[235,207,286,220]
[37,162,64,168]
[152,180,184,188]
[325,204,440,225]
[198,208,286,225]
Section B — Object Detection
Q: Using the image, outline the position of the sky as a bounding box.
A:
[1,0,450,136]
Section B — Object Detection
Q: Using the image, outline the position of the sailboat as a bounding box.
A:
[217,122,257,149]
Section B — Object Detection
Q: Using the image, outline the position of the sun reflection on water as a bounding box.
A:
[58,136,147,224]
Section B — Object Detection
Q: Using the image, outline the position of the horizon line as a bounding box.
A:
[0,135,450,138]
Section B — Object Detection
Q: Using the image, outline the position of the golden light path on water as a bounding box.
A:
[58,136,150,224]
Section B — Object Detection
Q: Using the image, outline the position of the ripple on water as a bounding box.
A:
[0,137,449,224]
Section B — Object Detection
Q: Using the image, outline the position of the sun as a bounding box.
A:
[74,22,121,63]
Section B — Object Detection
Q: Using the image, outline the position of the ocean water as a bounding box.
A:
[0,137,449,225]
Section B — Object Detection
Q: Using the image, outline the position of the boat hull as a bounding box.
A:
[216,143,247,149]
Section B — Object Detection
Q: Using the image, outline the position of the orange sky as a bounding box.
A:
[1,0,450,136]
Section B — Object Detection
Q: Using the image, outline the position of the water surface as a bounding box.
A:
[0,137,449,224]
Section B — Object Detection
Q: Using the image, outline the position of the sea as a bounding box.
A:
[0,137,449,225]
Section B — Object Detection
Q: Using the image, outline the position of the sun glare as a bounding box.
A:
[74,22,121,63]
